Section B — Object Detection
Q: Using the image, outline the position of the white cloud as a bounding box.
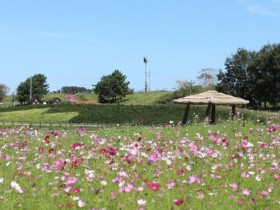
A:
[246,4,280,18]
[239,0,280,18]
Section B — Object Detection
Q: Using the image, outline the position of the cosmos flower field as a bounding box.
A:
[0,120,280,209]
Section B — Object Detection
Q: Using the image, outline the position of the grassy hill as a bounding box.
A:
[42,91,174,105]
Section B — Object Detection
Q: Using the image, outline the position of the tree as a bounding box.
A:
[176,80,202,96]
[249,43,280,108]
[61,86,92,94]
[94,70,132,103]
[197,68,218,89]
[0,84,9,102]
[216,48,255,102]
[16,74,49,104]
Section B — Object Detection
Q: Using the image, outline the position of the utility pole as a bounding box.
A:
[30,76,32,100]
[148,70,151,91]
[143,56,148,92]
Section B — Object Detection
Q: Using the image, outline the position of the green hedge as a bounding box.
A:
[44,104,237,125]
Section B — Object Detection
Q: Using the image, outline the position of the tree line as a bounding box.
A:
[216,43,280,109]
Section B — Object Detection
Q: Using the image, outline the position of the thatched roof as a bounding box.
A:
[173,90,249,105]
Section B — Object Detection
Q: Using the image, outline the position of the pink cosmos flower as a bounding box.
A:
[108,148,117,155]
[65,177,78,185]
[274,174,280,180]
[259,191,269,197]
[229,162,235,167]
[189,142,198,153]
[167,180,176,189]
[71,142,84,149]
[124,182,135,192]
[72,188,80,194]
[147,182,160,191]
[177,169,184,175]
[173,199,183,206]
[156,133,162,140]
[54,158,66,171]
[268,124,277,132]
[235,132,242,137]
[149,153,159,162]
[231,183,238,191]
[242,188,250,195]
[110,192,117,200]
[44,135,50,144]
[241,172,249,178]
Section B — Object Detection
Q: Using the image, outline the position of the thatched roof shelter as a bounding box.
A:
[173,90,249,125]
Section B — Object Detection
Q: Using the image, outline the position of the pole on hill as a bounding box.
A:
[144,56,148,92]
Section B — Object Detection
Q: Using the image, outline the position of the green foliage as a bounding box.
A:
[217,44,280,109]
[16,74,49,104]
[94,69,132,103]
[0,84,9,102]
[216,48,255,100]
[60,86,92,94]
[249,44,280,108]
[175,80,204,97]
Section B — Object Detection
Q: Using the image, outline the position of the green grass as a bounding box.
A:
[76,93,99,102]
[0,108,79,123]
[42,91,172,105]
[120,91,173,105]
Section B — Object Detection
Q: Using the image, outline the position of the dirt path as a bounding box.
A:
[64,94,98,104]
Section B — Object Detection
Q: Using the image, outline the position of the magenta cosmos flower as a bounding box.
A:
[147,182,160,191]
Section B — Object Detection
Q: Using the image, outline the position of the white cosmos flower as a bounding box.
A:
[137,199,146,206]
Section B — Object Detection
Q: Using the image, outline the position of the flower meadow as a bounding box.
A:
[0,121,280,210]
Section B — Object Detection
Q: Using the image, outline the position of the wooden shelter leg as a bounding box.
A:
[231,105,236,120]
[211,104,216,124]
[204,104,211,124]
[182,104,190,125]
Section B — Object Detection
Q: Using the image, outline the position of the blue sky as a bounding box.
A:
[1,0,280,93]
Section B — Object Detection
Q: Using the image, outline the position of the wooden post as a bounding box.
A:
[182,104,190,125]
[204,104,211,124]
[210,104,216,124]
[231,105,236,120]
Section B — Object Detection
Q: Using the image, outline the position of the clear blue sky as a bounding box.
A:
[1,0,280,93]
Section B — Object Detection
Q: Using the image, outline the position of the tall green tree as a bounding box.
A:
[216,48,255,102]
[94,70,132,103]
[249,43,280,108]
[0,84,9,102]
[16,74,49,104]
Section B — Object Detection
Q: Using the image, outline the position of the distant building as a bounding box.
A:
[29,97,61,105]
[46,97,61,104]
[30,97,43,105]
